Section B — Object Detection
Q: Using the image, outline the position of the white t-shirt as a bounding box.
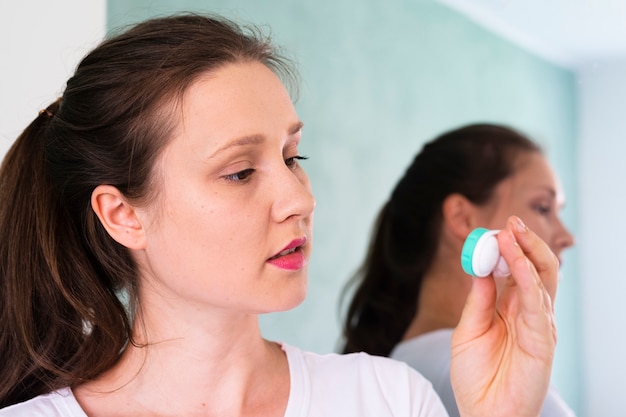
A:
[390,328,576,417]
[0,343,448,417]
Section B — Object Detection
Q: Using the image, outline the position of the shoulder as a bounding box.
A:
[391,329,453,359]
[323,347,421,378]
[541,385,576,417]
[0,388,87,417]
[390,329,453,383]
[284,342,425,381]
[281,344,448,416]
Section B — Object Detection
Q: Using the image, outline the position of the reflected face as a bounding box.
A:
[135,61,315,315]
[477,152,574,261]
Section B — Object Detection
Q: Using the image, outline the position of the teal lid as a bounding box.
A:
[461,227,489,276]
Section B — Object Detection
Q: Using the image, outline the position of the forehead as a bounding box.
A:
[513,152,554,181]
[179,61,297,136]
[499,152,565,203]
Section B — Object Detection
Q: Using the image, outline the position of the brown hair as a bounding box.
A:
[341,123,541,356]
[0,13,296,407]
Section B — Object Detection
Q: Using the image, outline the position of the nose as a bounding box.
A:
[270,164,316,224]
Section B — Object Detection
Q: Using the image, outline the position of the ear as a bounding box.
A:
[91,185,146,250]
[441,193,480,241]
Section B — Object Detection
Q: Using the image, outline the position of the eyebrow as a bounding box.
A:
[536,185,557,197]
[207,121,304,159]
[535,185,567,206]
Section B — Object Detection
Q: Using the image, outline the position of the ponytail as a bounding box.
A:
[0,101,130,407]
[341,199,438,356]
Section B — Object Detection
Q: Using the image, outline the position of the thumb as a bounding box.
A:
[453,276,497,343]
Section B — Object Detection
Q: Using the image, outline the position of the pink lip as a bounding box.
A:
[267,237,307,271]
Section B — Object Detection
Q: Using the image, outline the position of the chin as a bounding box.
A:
[268,278,308,313]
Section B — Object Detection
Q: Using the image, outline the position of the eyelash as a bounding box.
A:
[224,169,255,182]
[533,204,552,215]
[222,155,308,183]
[285,155,309,169]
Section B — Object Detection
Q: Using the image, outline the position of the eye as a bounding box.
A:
[285,155,309,169]
[223,168,255,182]
[532,203,552,215]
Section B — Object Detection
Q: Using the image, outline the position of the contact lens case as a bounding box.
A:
[461,228,510,278]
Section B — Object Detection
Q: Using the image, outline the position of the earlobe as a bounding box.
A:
[442,193,478,240]
[91,185,146,250]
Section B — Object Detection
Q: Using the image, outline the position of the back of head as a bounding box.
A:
[0,13,294,407]
[341,123,541,355]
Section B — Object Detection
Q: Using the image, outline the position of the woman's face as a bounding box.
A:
[134,61,315,315]
[477,152,574,262]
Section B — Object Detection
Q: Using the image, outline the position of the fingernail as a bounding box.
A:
[512,216,527,233]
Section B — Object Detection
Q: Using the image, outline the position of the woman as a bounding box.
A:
[342,123,575,416]
[0,15,558,416]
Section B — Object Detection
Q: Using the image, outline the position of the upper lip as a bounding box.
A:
[269,237,307,259]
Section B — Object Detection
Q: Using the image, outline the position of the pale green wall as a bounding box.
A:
[108,1,581,413]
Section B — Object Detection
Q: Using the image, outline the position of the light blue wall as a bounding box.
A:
[108,1,581,413]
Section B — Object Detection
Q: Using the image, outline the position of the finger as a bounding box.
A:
[453,274,497,342]
[496,220,554,317]
[507,215,560,302]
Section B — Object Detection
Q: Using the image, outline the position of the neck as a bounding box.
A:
[75,293,290,416]
[402,238,472,341]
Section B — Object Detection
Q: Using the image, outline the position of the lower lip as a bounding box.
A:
[267,249,306,270]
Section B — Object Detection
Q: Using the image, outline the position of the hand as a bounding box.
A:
[450,215,559,417]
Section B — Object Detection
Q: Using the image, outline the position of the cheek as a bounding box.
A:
[298,169,312,188]
[188,200,268,265]
[481,210,512,230]
[494,204,536,229]
[155,181,269,258]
